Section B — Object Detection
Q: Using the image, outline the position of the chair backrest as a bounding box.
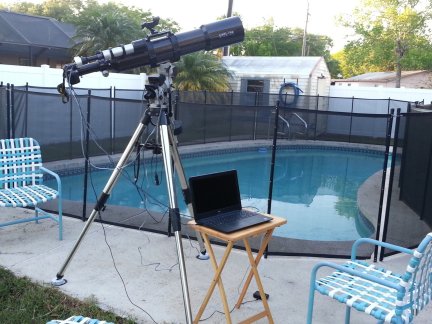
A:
[398,233,432,319]
[0,138,43,189]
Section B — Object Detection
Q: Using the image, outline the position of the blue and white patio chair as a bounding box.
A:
[46,315,114,324]
[0,137,63,240]
[307,234,432,323]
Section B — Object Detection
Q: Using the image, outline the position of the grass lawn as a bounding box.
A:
[0,267,136,323]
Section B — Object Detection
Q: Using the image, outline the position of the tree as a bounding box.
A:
[228,20,335,75]
[36,0,84,23]
[230,21,333,58]
[2,0,179,56]
[340,0,432,86]
[71,2,179,58]
[173,51,231,91]
[3,0,83,22]
[72,2,142,56]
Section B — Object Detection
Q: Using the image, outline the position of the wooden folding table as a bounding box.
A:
[189,215,286,324]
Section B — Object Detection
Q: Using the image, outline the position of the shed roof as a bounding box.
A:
[222,56,324,77]
[345,71,427,82]
[0,10,76,49]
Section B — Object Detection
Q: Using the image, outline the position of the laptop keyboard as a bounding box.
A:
[203,209,258,226]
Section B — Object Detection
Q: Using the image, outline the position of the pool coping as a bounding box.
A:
[45,139,387,173]
[42,139,388,258]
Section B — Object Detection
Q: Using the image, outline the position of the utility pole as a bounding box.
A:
[223,0,234,56]
[301,0,310,56]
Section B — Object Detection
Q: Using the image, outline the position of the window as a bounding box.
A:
[240,79,270,106]
[246,80,265,93]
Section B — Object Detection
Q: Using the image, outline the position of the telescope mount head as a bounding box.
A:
[144,63,174,113]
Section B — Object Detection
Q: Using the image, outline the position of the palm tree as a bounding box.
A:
[72,2,142,56]
[173,51,232,91]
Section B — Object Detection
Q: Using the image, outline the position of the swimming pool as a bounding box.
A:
[49,145,384,241]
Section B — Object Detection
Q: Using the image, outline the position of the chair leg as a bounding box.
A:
[58,197,63,241]
[306,274,318,324]
[344,306,351,324]
[35,208,39,224]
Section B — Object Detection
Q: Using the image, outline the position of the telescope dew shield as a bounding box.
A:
[64,16,244,84]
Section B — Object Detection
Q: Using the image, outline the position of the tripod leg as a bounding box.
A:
[167,125,208,259]
[52,111,151,286]
[159,113,193,324]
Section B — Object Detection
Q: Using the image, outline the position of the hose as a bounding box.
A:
[279,82,303,108]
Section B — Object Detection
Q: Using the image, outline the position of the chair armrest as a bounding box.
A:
[40,166,62,196]
[351,238,414,260]
[310,261,404,292]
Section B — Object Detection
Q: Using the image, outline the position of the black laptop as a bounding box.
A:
[188,170,272,233]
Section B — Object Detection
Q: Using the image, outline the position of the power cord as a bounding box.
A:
[70,83,160,324]
[138,247,178,272]
[198,262,258,322]
[87,156,159,324]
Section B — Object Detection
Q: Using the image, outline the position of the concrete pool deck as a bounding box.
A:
[1,207,431,323]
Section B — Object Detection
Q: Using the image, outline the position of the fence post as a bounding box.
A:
[379,108,401,261]
[314,94,319,140]
[174,92,179,121]
[374,109,394,262]
[110,86,115,155]
[267,101,280,215]
[348,96,354,143]
[6,83,11,138]
[420,114,432,220]
[176,89,180,104]
[10,84,15,138]
[253,107,258,140]
[229,105,233,141]
[399,103,411,200]
[24,83,29,137]
[387,97,391,114]
[68,89,73,159]
[203,105,207,143]
[265,100,280,258]
[82,90,91,221]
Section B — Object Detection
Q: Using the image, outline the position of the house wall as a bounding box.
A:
[333,72,432,88]
[333,80,381,87]
[308,59,331,96]
[329,85,432,107]
[0,64,147,91]
[400,73,432,89]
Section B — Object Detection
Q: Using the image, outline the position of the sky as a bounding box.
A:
[120,0,362,52]
[3,0,362,52]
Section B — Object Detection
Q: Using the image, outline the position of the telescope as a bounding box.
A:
[61,16,244,86]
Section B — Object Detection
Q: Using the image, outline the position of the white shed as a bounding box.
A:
[222,56,331,96]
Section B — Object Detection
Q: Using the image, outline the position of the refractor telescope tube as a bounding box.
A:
[65,16,244,85]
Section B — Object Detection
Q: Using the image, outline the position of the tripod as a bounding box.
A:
[52,63,202,324]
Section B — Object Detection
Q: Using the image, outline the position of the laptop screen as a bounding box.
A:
[188,170,242,220]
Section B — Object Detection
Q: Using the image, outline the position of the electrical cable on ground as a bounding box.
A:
[71,85,160,324]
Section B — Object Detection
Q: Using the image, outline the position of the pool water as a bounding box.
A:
[50,147,384,241]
